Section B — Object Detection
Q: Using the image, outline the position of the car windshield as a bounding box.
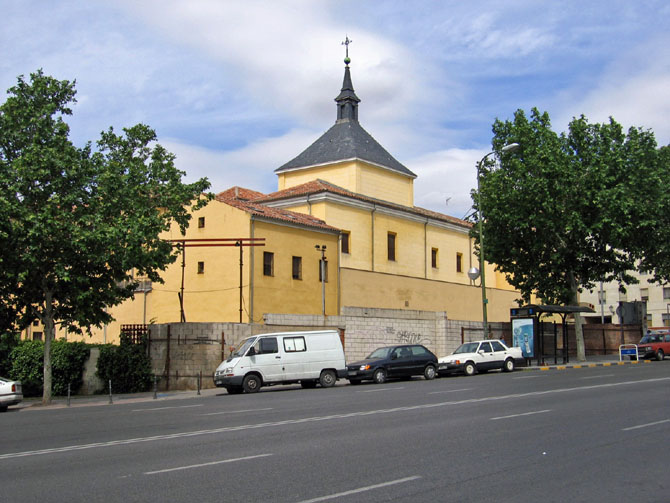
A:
[366,347,391,359]
[640,334,662,343]
[453,343,479,354]
[228,337,257,360]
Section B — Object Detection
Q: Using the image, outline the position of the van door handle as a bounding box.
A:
[275,356,281,359]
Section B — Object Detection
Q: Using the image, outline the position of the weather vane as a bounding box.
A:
[342,36,352,66]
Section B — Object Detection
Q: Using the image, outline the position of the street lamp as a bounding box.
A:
[315,245,327,316]
[475,142,519,338]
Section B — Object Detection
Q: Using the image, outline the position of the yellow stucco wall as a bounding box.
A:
[341,268,520,322]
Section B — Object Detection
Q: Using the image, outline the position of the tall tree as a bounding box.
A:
[0,70,211,403]
[476,108,666,360]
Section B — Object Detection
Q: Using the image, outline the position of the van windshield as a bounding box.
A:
[228,337,256,360]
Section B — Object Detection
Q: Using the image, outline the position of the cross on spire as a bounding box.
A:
[342,36,352,66]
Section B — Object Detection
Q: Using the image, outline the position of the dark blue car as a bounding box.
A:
[346,344,438,384]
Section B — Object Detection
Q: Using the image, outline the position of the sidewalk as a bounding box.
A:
[521,354,652,371]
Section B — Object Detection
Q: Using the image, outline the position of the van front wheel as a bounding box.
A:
[243,374,262,393]
[319,370,337,388]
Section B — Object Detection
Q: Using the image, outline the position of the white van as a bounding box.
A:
[213,330,347,394]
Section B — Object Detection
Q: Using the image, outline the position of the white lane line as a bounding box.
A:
[356,387,405,393]
[3,377,668,460]
[490,410,551,421]
[132,405,204,412]
[514,375,545,379]
[622,419,670,431]
[144,453,273,475]
[203,407,274,416]
[428,388,472,395]
[580,374,615,380]
[295,476,422,503]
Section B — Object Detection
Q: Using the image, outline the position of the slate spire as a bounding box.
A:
[335,36,360,122]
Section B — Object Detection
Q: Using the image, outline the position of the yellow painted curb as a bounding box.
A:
[603,363,611,366]
[588,364,597,368]
[573,365,582,369]
[540,367,551,371]
[557,366,566,370]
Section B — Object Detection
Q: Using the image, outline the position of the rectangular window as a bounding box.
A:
[341,231,350,254]
[33,332,43,341]
[292,256,302,280]
[283,336,306,352]
[664,287,670,299]
[33,320,39,326]
[255,337,278,354]
[263,252,274,276]
[319,259,329,282]
[198,216,205,228]
[646,313,653,324]
[598,290,607,304]
[640,288,649,301]
[663,313,670,327]
[197,261,205,274]
[456,252,463,273]
[387,232,396,261]
[431,248,438,268]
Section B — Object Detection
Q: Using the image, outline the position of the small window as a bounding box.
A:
[646,313,653,324]
[283,336,306,352]
[319,259,328,282]
[456,252,463,273]
[431,248,438,268]
[292,256,302,280]
[640,288,649,301]
[263,252,274,276]
[387,232,396,261]
[33,320,39,326]
[33,332,43,341]
[663,313,670,327]
[256,337,278,354]
[491,341,506,352]
[197,261,205,274]
[198,217,205,228]
[479,342,492,352]
[598,290,607,304]
[410,345,429,356]
[664,287,670,300]
[342,231,350,254]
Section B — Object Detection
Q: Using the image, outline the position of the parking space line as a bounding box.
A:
[490,410,551,420]
[144,453,273,475]
[295,475,421,503]
[132,405,204,412]
[203,408,273,416]
[356,387,405,393]
[428,388,471,395]
[622,419,670,431]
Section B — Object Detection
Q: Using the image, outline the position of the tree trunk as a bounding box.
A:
[568,273,586,361]
[42,290,55,405]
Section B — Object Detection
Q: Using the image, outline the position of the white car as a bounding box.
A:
[0,376,23,412]
[438,340,524,376]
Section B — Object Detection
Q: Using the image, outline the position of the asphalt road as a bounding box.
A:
[1,363,669,502]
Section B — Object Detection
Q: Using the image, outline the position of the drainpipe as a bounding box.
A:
[337,232,342,316]
[250,218,255,323]
[424,219,428,279]
[371,204,376,271]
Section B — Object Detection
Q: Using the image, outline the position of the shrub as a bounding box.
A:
[0,332,19,377]
[9,340,91,397]
[96,334,152,393]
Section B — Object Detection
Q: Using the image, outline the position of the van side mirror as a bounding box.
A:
[247,347,256,356]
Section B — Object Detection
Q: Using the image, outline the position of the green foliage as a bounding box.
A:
[0,69,211,402]
[8,340,91,397]
[0,332,19,376]
[96,336,152,393]
[478,108,668,305]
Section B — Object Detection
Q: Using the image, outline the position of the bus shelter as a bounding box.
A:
[510,304,595,366]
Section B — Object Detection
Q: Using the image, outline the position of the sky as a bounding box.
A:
[2,0,669,219]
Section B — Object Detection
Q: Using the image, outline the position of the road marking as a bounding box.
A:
[579,374,615,380]
[144,453,273,475]
[622,419,670,431]
[428,388,472,394]
[132,404,204,412]
[490,410,551,420]
[202,407,274,416]
[2,377,668,460]
[513,375,545,379]
[356,387,405,393]
[295,476,421,503]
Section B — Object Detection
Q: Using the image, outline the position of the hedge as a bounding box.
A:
[96,334,153,393]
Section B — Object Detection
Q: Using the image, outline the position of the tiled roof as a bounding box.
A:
[256,179,472,229]
[215,187,339,233]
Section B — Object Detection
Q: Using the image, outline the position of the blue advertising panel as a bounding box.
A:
[512,318,535,358]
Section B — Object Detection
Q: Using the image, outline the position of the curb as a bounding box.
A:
[522,359,652,372]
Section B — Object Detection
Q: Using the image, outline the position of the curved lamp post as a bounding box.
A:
[474,142,520,338]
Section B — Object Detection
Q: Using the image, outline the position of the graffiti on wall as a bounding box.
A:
[386,326,432,346]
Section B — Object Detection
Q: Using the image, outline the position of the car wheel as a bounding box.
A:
[503,358,515,372]
[301,380,318,389]
[373,368,387,384]
[0,405,7,413]
[226,385,243,395]
[348,379,362,385]
[464,362,476,376]
[242,374,262,393]
[656,349,664,361]
[424,365,436,380]
[319,370,337,388]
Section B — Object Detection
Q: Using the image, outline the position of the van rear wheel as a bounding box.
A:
[319,370,337,388]
[242,374,262,393]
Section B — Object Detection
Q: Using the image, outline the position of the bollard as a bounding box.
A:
[197,370,201,395]
[108,379,113,404]
[153,375,158,399]
[67,383,71,407]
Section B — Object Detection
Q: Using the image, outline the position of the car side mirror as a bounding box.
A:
[478,350,485,354]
